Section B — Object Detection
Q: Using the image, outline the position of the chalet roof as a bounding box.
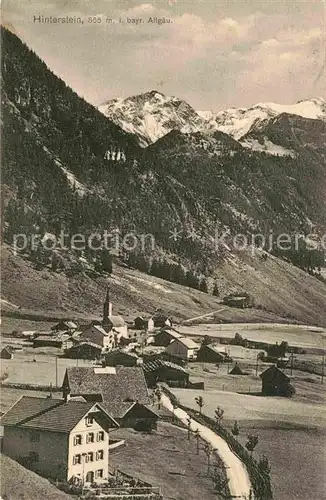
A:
[229,363,245,375]
[101,401,159,419]
[206,344,227,356]
[143,359,188,374]
[260,365,290,381]
[53,321,77,330]
[34,335,63,342]
[107,316,126,327]
[106,350,139,359]
[161,329,182,339]
[1,396,118,433]
[64,366,149,405]
[1,346,13,354]
[172,337,200,349]
[83,324,108,336]
[74,341,102,350]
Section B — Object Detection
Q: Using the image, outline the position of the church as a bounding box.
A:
[79,288,128,350]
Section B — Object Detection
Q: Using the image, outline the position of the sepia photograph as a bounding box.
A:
[0,1,325,499]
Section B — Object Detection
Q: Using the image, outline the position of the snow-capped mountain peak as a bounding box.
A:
[98,90,208,147]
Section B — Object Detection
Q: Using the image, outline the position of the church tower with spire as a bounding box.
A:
[102,286,112,328]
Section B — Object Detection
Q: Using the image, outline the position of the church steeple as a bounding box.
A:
[103,286,111,327]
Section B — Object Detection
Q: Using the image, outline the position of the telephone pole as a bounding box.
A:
[55,356,58,387]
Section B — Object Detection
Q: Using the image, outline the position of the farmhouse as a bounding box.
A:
[165,337,200,361]
[68,341,102,360]
[197,344,229,363]
[143,359,190,387]
[134,316,155,332]
[51,321,77,333]
[1,396,118,484]
[154,328,182,347]
[101,401,159,431]
[63,366,150,405]
[260,365,292,396]
[152,314,172,328]
[1,346,14,359]
[104,350,141,367]
[78,325,114,349]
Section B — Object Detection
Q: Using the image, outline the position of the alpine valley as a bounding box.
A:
[2,26,326,326]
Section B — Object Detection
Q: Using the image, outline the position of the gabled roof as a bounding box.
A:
[64,366,149,405]
[53,320,77,330]
[171,337,200,349]
[143,359,188,374]
[1,396,119,433]
[160,329,182,339]
[101,401,159,419]
[107,316,126,327]
[206,344,227,355]
[260,365,290,381]
[83,324,108,336]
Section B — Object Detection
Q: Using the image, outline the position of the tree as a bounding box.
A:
[214,406,224,430]
[212,283,219,297]
[258,455,271,474]
[231,420,240,438]
[210,468,229,495]
[193,429,200,455]
[203,442,213,474]
[245,434,259,456]
[199,278,208,293]
[186,417,192,440]
[154,387,162,409]
[195,395,204,414]
[201,335,211,347]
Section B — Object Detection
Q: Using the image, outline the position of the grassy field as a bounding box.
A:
[0,346,95,388]
[171,387,326,500]
[110,421,224,500]
[0,455,72,500]
[178,323,326,349]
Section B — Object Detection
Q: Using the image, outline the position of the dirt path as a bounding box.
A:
[180,307,226,324]
[161,394,252,500]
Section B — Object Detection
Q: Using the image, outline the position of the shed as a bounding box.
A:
[229,363,245,375]
[260,365,292,396]
[143,359,189,387]
[197,344,229,363]
[104,350,141,367]
[1,347,14,359]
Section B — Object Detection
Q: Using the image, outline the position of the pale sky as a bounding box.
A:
[2,0,326,111]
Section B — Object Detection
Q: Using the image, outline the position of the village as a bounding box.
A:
[1,288,325,500]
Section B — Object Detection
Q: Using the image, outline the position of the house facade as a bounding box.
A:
[79,325,113,350]
[1,396,118,485]
[260,365,292,396]
[165,337,200,361]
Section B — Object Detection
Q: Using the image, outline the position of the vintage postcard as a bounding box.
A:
[1,1,325,499]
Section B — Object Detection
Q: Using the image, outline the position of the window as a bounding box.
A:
[85,415,93,427]
[95,469,103,479]
[96,450,104,460]
[97,431,104,442]
[29,452,39,462]
[30,431,40,442]
[73,434,82,446]
[85,452,94,463]
[86,432,94,444]
[73,454,81,465]
[86,471,94,483]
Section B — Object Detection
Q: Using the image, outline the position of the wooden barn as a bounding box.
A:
[134,316,155,332]
[154,329,182,347]
[143,359,190,388]
[152,315,173,329]
[102,401,159,431]
[1,346,14,359]
[51,320,77,333]
[104,350,141,367]
[229,363,245,375]
[260,365,292,396]
[196,344,229,363]
[67,341,102,360]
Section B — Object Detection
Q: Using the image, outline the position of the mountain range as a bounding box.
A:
[1,26,326,325]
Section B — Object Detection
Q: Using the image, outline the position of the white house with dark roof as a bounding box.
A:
[1,396,118,484]
[165,337,200,360]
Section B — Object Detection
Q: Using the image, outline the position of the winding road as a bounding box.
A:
[161,393,252,500]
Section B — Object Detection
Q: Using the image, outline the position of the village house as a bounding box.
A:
[196,344,230,363]
[165,337,200,361]
[260,365,292,396]
[1,396,119,484]
[154,328,182,347]
[68,341,102,360]
[104,350,142,367]
[1,346,14,359]
[51,321,78,333]
[33,334,72,349]
[79,324,114,350]
[152,314,172,329]
[143,359,190,388]
[62,366,155,430]
[134,316,155,332]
